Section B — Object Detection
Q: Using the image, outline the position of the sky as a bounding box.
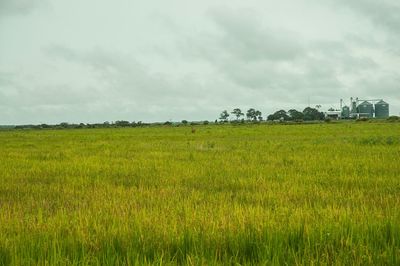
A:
[0,0,399,124]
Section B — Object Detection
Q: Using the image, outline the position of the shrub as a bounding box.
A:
[387,116,399,122]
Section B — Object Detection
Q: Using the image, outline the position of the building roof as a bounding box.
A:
[325,111,341,115]
[359,100,372,106]
[375,100,388,105]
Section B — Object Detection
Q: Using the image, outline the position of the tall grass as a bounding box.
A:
[0,122,399,265]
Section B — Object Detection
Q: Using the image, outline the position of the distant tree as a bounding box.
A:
[288,109,304,121]
[219,110,230,122]
[255,110,262,121]
[115,120,130,127]
[59,122,69,128]
[267,110,289,121]
[315,105,322,110]
[246,108,256,121]
[387,116,399,122]
[303,107,324,121]
[181,120,188,125]
[203,120,209,125]
[267,114,275,121]
[231,108,244,121]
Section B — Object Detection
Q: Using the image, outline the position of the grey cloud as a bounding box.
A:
[44,45,166,99]
[44,45,219,102]
[0,71,15,86]
[353,72,400,97]
[0,73,95,108]
[26,45,229,122]
[176,4,400,113]
[343,0,400,55]
[45,45,139,73]
[329,0,400,35]
[355,1,400,33]
[208,7,305,62]
[182,8,373,100]
[0,0,46,17]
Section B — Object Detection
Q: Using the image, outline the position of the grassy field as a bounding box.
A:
[0,122,399,265]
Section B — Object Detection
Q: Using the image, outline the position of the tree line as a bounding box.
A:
[13,121,150,130]
[219,107,325,122]
[9,106,325,131]
[219,108,263,122]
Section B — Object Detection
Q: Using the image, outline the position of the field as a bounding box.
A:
[0,122,399,265]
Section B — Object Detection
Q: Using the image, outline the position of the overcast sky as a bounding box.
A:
[0,0,399,124]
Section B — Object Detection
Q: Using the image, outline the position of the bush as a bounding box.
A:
[356,117,369,122]
[59,122,69,128]
[387,116,399,122]
[115,121,131,127]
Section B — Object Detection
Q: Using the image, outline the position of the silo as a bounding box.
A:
[375,100,389,118]
[350,100,357,118]
[341,106,350,119]
[357,101,374,118]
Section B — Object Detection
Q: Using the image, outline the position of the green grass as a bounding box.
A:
[0,122,399,265]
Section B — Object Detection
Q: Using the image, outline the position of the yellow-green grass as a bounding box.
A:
[0,122,399,265]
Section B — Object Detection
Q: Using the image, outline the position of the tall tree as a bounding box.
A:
[303,107,324,121]
[288,109,304,121]
[231,108,244,121]
[246,108,256,121]
[219,110,230,122]
[255,110,262,121]
[267,110,289,121]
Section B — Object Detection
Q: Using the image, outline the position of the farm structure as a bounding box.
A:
[338,98,390,119]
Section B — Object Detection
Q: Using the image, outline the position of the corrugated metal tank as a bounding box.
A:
[351,101,357,114]
[341,106,350,118]
[357,101,374,118]
[375,100,389,118]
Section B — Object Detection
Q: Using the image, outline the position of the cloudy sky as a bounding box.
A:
[0,0,399,124]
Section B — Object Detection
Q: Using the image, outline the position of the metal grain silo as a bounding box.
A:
[350,99,358,118]
[358,101,374,118]
[375,100,389,118]
[341,106,350,119]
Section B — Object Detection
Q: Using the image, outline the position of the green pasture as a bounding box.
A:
[0,122,399,265]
